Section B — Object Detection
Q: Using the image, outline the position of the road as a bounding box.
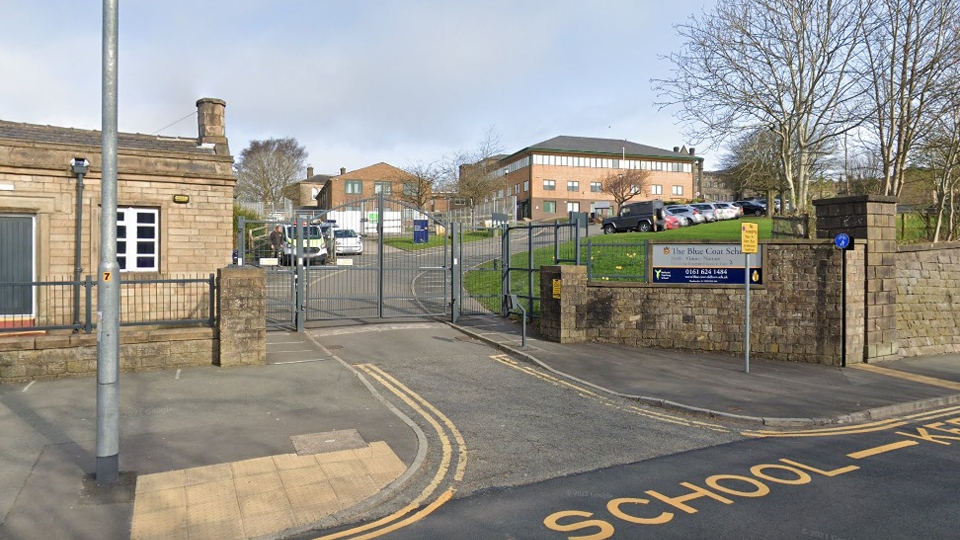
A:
[297,322,960,540]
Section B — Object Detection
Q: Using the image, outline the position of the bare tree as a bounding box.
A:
[915,108,960,242]
[720,129,785,198]
[601,169,652,211]
[398,161,439,210]
[655,0,865,214]
[441,126,506,205]
[859,0,960,196]
[859,0,960,197]
[234,138,308,205]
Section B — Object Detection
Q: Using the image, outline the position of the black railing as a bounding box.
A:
[0,275,216,334]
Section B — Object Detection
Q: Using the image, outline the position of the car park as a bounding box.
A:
[333,228,363,255]
[734,200,767,216]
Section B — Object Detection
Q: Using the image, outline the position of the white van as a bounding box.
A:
[281,224,328,265]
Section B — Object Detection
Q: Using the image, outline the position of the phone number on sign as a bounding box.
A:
[684,268,728,276]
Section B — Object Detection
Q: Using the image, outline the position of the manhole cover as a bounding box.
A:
[291,429,366,455]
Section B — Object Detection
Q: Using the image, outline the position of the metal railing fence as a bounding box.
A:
[585,239,650,282]
[0,274,215,334]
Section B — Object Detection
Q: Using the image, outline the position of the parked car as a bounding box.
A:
[689,203,719,222]
[713,202,741,220]
[734,200,767,216]
[664,214,681,230]
[602,200,666,233]
[333,228,363,255]
[664,206,701,226]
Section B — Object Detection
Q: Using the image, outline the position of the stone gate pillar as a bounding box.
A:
[217,266,266,366]
[813,195,899,363]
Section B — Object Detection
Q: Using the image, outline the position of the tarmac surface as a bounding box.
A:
[1,314,959,539]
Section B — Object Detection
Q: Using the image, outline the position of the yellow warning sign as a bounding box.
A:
[552,279,561,299]
[741,223,759,254]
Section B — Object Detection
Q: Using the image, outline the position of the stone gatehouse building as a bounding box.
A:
[0,98,235,328]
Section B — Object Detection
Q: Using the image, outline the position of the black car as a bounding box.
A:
[733,200,767,216]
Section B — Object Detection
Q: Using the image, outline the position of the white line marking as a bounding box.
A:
[176,369,181,379]
[22,381,35,392]
[272,359,329,365]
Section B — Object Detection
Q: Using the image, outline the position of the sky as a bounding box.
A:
[0,0,721,175]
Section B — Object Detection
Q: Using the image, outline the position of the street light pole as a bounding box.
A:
[96,0,121,484]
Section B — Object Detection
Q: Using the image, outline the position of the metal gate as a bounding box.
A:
[238,204,586,330]
[238,194,451,329]
[456,220,585,319]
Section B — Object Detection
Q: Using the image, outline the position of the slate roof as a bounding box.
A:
[506,135,701,161]
[304,174,333,184]
[0,120,214,155]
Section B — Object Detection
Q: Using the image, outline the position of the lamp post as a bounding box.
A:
[70,158,89,329]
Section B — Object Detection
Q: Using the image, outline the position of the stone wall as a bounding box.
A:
[541,240,863,366]
[895,242,960,356]
[0,266,266,383]
[0,328,215,382]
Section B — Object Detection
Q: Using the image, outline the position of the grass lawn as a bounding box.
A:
[383,229,498,250]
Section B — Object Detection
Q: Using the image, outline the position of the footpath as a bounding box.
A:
[1,316,958,539]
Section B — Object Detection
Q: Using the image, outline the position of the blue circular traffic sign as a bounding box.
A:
[835,233,851,249]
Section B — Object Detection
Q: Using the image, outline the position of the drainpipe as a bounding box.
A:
[70,157,90,329]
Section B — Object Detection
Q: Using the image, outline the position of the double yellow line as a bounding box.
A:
[489,354,731,433]
[743,404,960,438]
[314,363,467,540]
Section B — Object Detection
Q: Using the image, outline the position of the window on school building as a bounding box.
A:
[590,182,602,192]
[403,182,417,196]
[523,181,529,192]
[543,179,556,190]
[566,201,580,212]
[651,184,663,195]
[672,185,684,196]
[117,207,158,272]
[544,201,556,213]
[345,180,363,194]
[567,181,579,192]
[374,181,391,195]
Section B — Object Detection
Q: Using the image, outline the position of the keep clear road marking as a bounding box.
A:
[313,363,466,540]
[543,413,960,539]
[850,362,960,391]
[489,354,730,433]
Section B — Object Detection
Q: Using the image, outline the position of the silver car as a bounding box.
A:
[665,205,704,226]
[713,202,741,220]
[689,203,719,222]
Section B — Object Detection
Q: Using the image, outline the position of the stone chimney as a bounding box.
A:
[196,98,229,155]
[307,166,314,179]
[340,167,346,175]
[689,148,696,155]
